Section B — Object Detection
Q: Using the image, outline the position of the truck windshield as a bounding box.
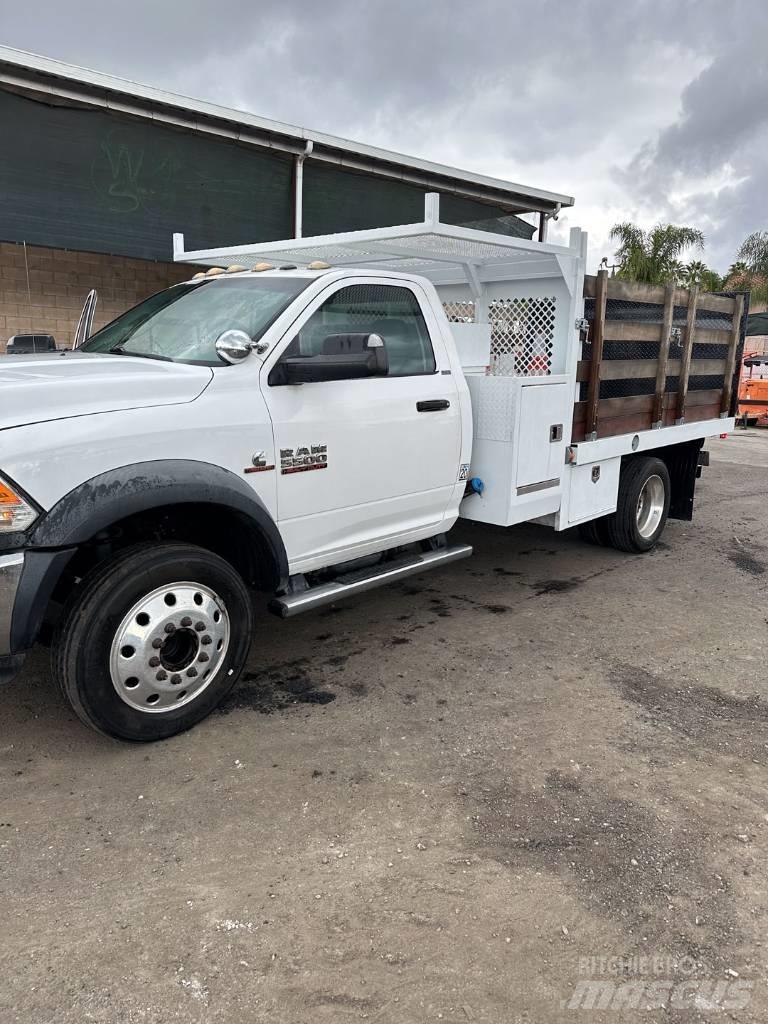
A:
[82,276,309,365]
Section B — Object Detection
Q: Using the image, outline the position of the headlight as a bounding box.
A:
[0,477,38,533]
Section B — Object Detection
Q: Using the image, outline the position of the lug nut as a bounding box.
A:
[186,667,198,678]
[194,622,205,632]
[198,652,210,663]
[149,656,160,668]
[152,638,163,649]
[156,670,168,681]
[164,623,176,634]
[170,674,182,685]
[201,635,212,646]
[180,616,192,627]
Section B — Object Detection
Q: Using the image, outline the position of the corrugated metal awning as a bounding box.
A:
[0,45,574,217]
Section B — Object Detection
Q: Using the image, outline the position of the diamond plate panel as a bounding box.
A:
[466,375,519,442]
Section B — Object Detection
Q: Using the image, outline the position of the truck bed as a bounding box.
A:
[572,274,747,442]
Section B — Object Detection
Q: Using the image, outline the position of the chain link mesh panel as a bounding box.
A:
[443,300,476,324]
[442,296,556,376]
[489,297,555,376]
[580,290,737,403]
[603,341,661,361]
[584,297,735,332]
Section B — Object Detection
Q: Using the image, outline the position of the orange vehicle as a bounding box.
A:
[738,352,768,426]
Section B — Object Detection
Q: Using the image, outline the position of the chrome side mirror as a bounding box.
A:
[215,329,253,364]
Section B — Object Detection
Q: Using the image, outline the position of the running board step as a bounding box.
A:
[269,544,473,619]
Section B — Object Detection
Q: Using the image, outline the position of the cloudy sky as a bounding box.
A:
[4,0,766,271]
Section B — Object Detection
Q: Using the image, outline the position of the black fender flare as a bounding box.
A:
[11,460,288,653]
[28,459,285,558]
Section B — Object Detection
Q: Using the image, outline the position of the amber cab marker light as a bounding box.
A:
[0,479,38,532]
[0,481,21,507]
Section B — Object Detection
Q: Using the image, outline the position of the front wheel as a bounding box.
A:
[52,542,253,740]
[601,456,671,553]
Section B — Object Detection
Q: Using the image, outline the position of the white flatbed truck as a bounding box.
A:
[0,195,744,739]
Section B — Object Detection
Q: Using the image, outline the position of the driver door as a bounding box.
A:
[262,278,461,571]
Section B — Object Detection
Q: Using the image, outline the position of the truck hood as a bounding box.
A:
[0,352,213,430]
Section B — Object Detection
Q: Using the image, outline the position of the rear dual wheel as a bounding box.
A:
[578,456,671,554]
[52,542,253,741]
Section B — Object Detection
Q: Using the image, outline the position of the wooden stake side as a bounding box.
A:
[585,269,608,438]
[675,284,699,423]
[652,281,676,426]
[720,294,745,416]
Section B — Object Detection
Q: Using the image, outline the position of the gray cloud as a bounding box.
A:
[618,19,768,268]
[4,0,767,271]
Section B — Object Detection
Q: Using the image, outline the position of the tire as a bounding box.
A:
[578,517,610,546]
[602,456,671,553]
[52,542,253,741]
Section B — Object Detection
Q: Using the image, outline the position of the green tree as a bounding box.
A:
[726,234,768,303]
[609,223,705,285]
[680,260,722,291]
[667,259,686,285]
[726,260,749,280]
[680,259,706,286]
[737,232,768,276]
[699,268,723,292]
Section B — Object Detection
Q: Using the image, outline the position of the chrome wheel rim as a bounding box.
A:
[636,474,665,539]
[109,582,230,713]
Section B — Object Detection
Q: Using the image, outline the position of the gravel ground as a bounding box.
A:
[2,429,768,1023]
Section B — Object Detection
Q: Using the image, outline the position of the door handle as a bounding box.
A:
[417,399,450,412]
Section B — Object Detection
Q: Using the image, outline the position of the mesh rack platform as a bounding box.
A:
[173,193,585,290]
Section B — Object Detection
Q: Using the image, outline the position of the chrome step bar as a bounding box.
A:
[269,544,473,618]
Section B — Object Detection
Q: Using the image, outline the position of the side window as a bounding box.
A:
[282,283,436,377]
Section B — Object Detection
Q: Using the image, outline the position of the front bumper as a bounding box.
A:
[0,552,24,656]
[0,552,25,685]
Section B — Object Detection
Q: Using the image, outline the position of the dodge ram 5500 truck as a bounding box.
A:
[0,196,744,740]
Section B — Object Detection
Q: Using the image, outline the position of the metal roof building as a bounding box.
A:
[0,46,574,347]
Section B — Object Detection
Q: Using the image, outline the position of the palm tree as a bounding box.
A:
[726,234,768,304]
[667,259,686,286]
[680,260,707,287]
[609,223,705,285]
[699,268,723,293]
[726,260,749,281]
[676,260,722,292]
[737,232,768,277]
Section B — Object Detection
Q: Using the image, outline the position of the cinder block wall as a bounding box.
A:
[0,242,195,352]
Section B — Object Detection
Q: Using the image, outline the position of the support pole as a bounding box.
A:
[585,269,608,440]
[721,293,745,416]
[293,141,313,238]
[652,281,676,427]
[463,261,488,324]
[423,192,441,224]
[676,285,699,424]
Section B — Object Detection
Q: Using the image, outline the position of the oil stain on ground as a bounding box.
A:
[530,578,582,597]
[468,769,736,970]
[728,541,766,577]
[218,657,336,715]
[613,663,768,762]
